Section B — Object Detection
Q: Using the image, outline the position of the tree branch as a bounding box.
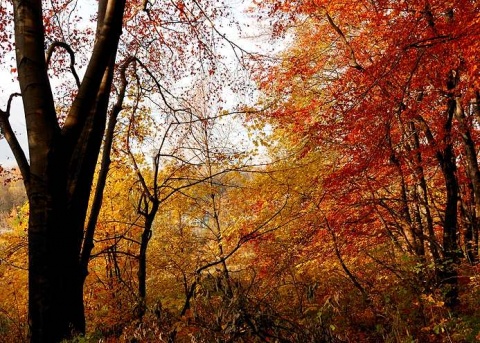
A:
[62,0,126,141]
[46,41,81,88]
[80,56,136,278]
[324,11,363,70]
[0,93,30,188]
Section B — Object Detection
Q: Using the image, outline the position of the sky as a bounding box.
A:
[0,74,25,167]
[0,0,275,168]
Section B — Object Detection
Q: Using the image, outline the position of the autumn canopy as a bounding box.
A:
[1,0,480,342]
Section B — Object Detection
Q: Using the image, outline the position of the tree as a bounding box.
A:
[255,0,480,310]
[0,167,27,213]
[0,0,244,341]
[0,202,29,342]
[2,2,126,341]
[116,78,259,325]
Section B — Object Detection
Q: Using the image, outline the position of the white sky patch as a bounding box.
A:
[0,0,275,167]
[0,67,26,166]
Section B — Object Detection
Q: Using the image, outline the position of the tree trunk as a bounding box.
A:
[11,0,126,341]
[419,73,461,309]
[410,123,439,262]
[437,87,460,309]
[137,207,158,319]
[439,142,459,308]
[454,98,480,262]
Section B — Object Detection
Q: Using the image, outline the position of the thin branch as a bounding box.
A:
[324,11,363,70]
[324,217,370,301]
[45,41,81,88]
[0,93,30,188]
[80,56,136,275]
[191,0,255,63]
[90,248,138,259]
[195,195,295,276]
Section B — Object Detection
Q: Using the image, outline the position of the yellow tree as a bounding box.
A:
[0,1,247,340]
[0,202,28,342]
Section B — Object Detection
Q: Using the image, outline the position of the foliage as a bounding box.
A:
[2,0,480,342]
[0,202,28,342]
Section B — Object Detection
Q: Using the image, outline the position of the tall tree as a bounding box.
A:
[0,0,243,341]
[7,1,125,341]
[255,0,480,309]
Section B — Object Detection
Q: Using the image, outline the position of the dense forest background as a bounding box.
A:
[1,0,480,342]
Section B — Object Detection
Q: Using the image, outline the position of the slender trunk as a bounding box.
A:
[454,98,480,262]
[81,57,133,282]
[210,193,233,298]
[326,219,369,302]
[437,90,459,309]
[418,73,460,309]
[410,123,440,262]
[439,144,459,308]
[137,205,158,319]
[389,114,421,254]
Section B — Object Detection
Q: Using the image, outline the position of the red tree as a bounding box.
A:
[255,0,480,308]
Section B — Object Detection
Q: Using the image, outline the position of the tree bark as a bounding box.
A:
[11,0,126,341]
[137,204,158,319]
[454,98,480,262]
[437,85,460,309]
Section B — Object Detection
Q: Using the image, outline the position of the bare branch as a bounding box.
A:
[0,93,30,188]
[324,11,363,71]
[81,56,136,276]
[45,41,81,88]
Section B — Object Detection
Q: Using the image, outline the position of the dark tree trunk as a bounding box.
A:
[454,98,480,262]
[439,142,459,308]
[410,123,439,261]
[137,207,157,319]
[419,72,461,309]
[437,83,460,309]
[10,0,127,341]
